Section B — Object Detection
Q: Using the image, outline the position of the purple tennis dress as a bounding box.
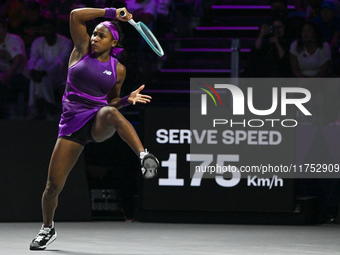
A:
[58,53,118,137]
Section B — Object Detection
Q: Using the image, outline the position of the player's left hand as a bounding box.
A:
[128,84,152,105]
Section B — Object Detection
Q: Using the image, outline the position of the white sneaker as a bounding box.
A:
[140,149,159,179]
[29,222,57,250]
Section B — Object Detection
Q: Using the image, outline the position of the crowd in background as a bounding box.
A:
[0,0,339,124]
[0,0,199,120]
[243,0,340,125]
[244,0,340,78]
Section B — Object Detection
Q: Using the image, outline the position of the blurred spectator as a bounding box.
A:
[290,22,334,125]
[294,0,309,12]
[290,22,331,77]
[16,1,46,53]
[305,0,323,19]
[44,0,86,38]
[125,0,157,26]
[27,19,72,120]
[108,1,127,8]
[38,0,49,8]
[243,18,291,77]
[310,1,340,75]
[45,0,73,19]
[305,0,340,20]
[44,0,74,37]
[270,0,302,42]
[156,0,173,37]
[312,1,340,49]
[0,0,26,35]
[290,0,312,20]
[0,17,28,119]
[271,0,289,16]
[172,0,199,37]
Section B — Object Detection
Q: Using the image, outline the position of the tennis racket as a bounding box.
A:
[120,11,164,57]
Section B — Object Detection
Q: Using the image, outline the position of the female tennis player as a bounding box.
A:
[29,7,159,250]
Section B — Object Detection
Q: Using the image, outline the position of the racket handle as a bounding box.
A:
[120,11,137,26]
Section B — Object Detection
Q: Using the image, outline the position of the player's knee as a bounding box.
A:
[102,106,122,126]
[44,180,63,200]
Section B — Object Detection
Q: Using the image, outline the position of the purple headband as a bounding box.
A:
[99,21,124,56]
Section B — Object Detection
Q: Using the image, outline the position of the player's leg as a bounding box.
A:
[30,138,84,250]
[91,106,159,178]
[91,106,143,154]
[42,138,84,225]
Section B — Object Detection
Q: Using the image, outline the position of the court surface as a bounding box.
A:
[1,222,340,255]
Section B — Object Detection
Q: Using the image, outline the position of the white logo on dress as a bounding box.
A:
[103,70,112,75]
